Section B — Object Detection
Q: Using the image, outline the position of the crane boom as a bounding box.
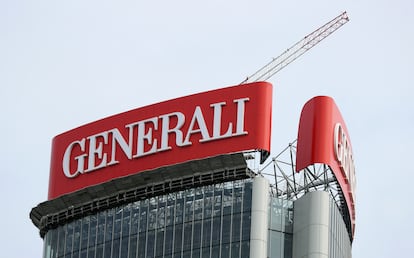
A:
[241,11,349,84]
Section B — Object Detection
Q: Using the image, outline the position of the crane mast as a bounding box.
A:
[241,11,349,84]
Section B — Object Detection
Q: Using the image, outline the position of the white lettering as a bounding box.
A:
[234,98,249,135]
[202,98,249,143]
[108,128,133,166]
[158,112,186,151]
[133,117,158,157]
[210,102,233,139]
[183,106,211,145]
[63,139,87,178]
[62,97,251,178]
[334,123,356,198]
[85,131,109,172]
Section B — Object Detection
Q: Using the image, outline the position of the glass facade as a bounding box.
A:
[43,180,253,258]
[328,195,352,258]
[39,176,351,258]
[267,198,293,258]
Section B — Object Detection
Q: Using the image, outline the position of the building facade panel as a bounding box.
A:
[267,197,294,258]
[249,176,269,258]
[40,175,353,258]
[292,191,352,258]
[42,180,253,258]
[328,193,352,258]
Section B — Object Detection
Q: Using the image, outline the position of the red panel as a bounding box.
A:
[296,96,356,237]
[48,82,272,200]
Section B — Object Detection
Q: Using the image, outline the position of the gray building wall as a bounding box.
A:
[249,176,269,258]
[292,191,352,258]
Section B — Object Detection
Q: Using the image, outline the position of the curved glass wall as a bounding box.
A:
[43,180,253,258]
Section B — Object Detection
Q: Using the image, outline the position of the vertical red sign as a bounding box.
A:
[296,96,356,237]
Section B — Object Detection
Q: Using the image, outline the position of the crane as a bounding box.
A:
[240,11,349,84]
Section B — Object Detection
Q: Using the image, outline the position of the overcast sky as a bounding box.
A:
[1,1,413,257]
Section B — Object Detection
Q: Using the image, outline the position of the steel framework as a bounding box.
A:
[257,140,352,240]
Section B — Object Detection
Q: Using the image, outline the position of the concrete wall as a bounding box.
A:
[292,191,352,258]
[292,191,330,258]
[249,176,269,258]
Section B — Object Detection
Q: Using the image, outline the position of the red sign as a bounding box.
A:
[48,82,273,200]
[296,96,356,237]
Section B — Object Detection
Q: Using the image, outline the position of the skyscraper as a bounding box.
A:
[31,82,355,257]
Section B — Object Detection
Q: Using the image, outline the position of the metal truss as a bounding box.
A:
[257,140,351,234]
